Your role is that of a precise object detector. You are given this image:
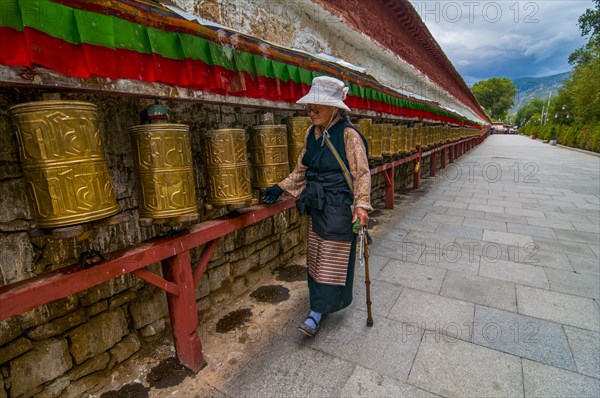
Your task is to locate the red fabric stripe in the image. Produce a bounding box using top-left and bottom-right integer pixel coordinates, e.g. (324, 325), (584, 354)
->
(24, 28), (90, 78)
(116, 48), (156, 82)
(81, 44), (118, 79)
(0, 27), (30, 66)
(0, 28), (476, 125)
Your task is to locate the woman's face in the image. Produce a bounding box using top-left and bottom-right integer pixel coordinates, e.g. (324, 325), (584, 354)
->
(305, 104), (337, 126)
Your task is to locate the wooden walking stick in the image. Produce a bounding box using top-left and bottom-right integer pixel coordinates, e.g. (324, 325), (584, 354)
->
(359, 227), (374, 327)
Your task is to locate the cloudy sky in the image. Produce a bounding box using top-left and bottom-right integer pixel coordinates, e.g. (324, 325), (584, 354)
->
(411, 1), (591, 84)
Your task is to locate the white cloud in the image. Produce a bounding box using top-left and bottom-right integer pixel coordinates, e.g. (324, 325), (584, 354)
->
(413, 0), (590, 80)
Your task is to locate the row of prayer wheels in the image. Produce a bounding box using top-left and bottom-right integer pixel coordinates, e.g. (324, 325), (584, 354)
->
(356, 119), (479, 159)
(9, 99), (479, 229)
(8, 100), (314, 228)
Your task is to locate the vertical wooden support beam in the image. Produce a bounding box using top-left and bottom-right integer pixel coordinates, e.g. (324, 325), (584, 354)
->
(413, 145), (422, 189)
(449, 145), (454, 163)
(430, 151), (436, 177)
(162, 251), (204, 372)
(441, 147), (446, 169)
(384, 166), (395, 209)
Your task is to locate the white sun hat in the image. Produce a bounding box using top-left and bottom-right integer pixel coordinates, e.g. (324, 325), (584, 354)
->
(296, 76), (351, 111)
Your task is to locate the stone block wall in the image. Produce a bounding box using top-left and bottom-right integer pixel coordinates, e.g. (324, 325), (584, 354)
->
(0, 85), (455, 396)
(0, 96), (462, 398)
(0, 87), (309, 398)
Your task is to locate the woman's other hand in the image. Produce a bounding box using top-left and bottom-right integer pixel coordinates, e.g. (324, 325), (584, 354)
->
(352, 207), (369, 228)
(262, 184), (284, 204)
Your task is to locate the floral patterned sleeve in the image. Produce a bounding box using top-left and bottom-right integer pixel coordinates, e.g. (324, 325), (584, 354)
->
(277, 128), (309, 197)
(345, 127), (373, 211)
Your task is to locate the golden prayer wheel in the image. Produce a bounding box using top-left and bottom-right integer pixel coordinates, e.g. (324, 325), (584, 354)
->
(284, 116), (311, 170)
(356, 118), (373, 158)
(381, 124), (393, 157)
(414, 123), (423, 148)
(200, 128), (252, 207)
(391, 125), (401, 155)
(130, 123), (198, 219)
(427, 126), (433, 147)
(370, 123), (383, 159)
(408, 127), (416, 152)
(9, 100), (118, 228)
(249, 123), (290, 189)
(399, 125), (408, 154)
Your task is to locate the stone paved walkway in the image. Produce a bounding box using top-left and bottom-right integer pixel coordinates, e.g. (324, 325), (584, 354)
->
(215, 135), (600, 398)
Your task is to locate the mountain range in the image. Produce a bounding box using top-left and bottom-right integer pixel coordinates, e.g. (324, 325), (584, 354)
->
(510, 72), (572, 112)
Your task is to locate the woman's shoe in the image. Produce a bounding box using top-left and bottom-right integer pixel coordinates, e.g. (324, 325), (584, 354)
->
(297, 315), (320, 337)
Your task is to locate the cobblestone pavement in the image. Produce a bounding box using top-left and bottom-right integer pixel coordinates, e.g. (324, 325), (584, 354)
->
(213, 135), (600, 398)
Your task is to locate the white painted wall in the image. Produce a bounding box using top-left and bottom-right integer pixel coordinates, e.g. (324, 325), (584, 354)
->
(172, 0), (486, 124)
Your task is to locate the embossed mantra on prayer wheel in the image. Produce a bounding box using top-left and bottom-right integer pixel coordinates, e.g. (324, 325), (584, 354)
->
(399, 125), (408, 154)
(249, 118), (290, 189)
(414, 123), (423, 148)
(130, 123), (198, 219)
(284, 116), (311, 170)
(381, 123), (393, 157)
(201, 128), (252, 207)
(356, 118), (373, 158)
(371, 123), (383, 159)
(9, 100), (118, 228)
(391, 125), (401, 155)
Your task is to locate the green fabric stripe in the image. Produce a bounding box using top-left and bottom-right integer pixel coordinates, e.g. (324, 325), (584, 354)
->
(233, 49), (256, 76)
(146, 26), (185, 60)
(1, 0), (23, 31)
(298, 68), (313, 85)
(179, 33), (211, 62)
(114, 19), (152, 54)
(254, 57), (274, 78)
(272, 60), (289, 81)
(19, 0), (80, 44)
(287, 64), (301, 84)
(73, 9), (113, 48)
(209, 41), (239, 70)
(3, 0), (475, 123)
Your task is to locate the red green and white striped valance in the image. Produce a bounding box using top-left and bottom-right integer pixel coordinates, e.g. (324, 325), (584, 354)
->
(0, 0), (483, 127)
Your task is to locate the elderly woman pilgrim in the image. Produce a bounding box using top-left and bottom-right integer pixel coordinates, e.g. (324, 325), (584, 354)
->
(263, 76), (372, 336)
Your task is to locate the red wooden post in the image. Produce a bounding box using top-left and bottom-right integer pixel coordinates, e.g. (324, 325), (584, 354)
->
(430, 151), (436, 177)
(449, 145), (454, 163)
(413, 145), (422, 189)
(162, 251), (204, 372)
(383, 166), (395, 209)
(441, 147), (446, 169)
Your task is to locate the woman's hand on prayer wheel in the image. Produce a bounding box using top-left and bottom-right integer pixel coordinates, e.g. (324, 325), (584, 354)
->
(262, 184), (284, 204)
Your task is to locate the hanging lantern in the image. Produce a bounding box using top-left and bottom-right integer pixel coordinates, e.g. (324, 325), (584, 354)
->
(9, 100), (118, 228)
(130, 104), (198, 221)
(249, 113), (290, 189)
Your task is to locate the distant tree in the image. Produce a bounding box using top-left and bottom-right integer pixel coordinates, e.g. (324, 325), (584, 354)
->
(514, 98), (545, 128)
(471, 77), (518, 121)
(569, 0), (600, 66)
(568, 0), (600, 123)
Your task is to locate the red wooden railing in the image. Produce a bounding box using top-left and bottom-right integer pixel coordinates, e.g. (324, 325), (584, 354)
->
(0, 133), (487, 371)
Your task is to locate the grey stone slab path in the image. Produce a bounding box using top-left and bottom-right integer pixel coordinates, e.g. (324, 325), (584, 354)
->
(218, 135), (600, 397)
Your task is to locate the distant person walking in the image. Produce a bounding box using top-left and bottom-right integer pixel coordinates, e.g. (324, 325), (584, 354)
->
(262, 76), (372, 336)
